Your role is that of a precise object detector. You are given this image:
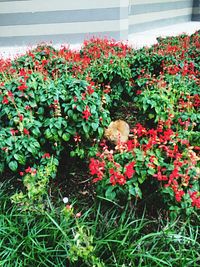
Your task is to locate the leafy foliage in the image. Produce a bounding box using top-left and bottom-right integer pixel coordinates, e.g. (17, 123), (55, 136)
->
(0, 33), (199, 217)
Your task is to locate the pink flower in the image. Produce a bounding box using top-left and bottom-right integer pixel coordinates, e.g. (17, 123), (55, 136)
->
(66, 204), (72, 210)
(75, 212), (82, 218)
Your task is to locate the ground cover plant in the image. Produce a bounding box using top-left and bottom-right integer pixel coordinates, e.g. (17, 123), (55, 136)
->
(0, 31), (199, 266)
(0, 181), (200, 267)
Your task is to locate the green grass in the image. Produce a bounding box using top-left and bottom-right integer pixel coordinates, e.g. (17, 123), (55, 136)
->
(90, 201), (200, 267)
(0, 181), (200, 267)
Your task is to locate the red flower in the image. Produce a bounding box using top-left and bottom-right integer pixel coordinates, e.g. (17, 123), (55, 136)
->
(136, 90), (142, 95)
(8, 91), (13, 98)
(2, 96), (9, 104)
(19, 114), (23, 121)
(153, 166), (168, 181)
(1, 147), (8, 152)
(42, 59), (48, 66)
(87, 85), (94, 95)
(25, 166), (37, 175)
(25, 105), (31, 110)
(82, 105), (92, 120)
(134, 123), (147, 137)
(124, 162), (135, 179)
(25, 166), (32, 173)
(89, 158), (105, 183)
(190, 192), (200, 209)
(42, 153), (51, 159)
(109, 168), (126, 185)
(89, 158), (103, 176)
(81, 92), (86, 100)
(19, 68), (26, 76)
(18, 83), (28, 91)
(175, 190), (185, 202)
(23, 128), (29, 135)
(10, 129), (18, 135)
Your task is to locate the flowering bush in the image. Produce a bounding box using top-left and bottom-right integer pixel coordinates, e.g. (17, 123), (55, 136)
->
(87, 33), (200, 218)
(0, 32), (199, 216)
(0, 70), (110, 174)
(89, 121), (200, 217)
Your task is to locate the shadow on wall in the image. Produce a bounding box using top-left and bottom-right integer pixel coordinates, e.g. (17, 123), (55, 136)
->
(192, 0), (200, 21)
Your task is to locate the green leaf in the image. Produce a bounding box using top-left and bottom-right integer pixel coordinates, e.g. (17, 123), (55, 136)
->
(54, 121), (61, 129)
(76, 105), (83, 112)
(62, 133), (70, 141)
(91, 122), (99, 131)
(98, 127), (104, 137)
(147, 168), (156, 175)
(138, 175), (146, 184)
(105, 186), (116, 200)
(17, 155), (26, 165)
(45, 129), (53, 139)
(82, 123), (89, 134)
(138, 170), (147, 184)
(37, 107), (44, 115)
(148, 113), (155, 119)
(5, 138), (12, 146)
(135, 184), (142, 199)
(8, 160), (18, 171)
(0, 162), (5, 173)
(53, 158), (59, 166)
(32, 128), (40, 137)
(14, 154), (26, 165)
(128, 185), (136, 196)
(90, 105), (96, 113)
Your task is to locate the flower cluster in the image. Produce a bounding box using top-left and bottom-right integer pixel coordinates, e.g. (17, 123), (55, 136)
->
(89, 120), (200, 210)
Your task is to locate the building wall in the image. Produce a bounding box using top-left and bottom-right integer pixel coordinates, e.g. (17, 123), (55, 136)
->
(0, 0), (128, 46)
(129, 0), (195, 36)
(192, 0), (200, 21)
(0, 0), (199, 47)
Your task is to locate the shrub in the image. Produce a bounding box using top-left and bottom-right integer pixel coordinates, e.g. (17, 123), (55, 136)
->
(89, 120), (200, 218)
(0, 32), (199, 217)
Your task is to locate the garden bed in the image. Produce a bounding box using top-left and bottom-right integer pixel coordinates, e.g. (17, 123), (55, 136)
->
(0, 32), (199, 266)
